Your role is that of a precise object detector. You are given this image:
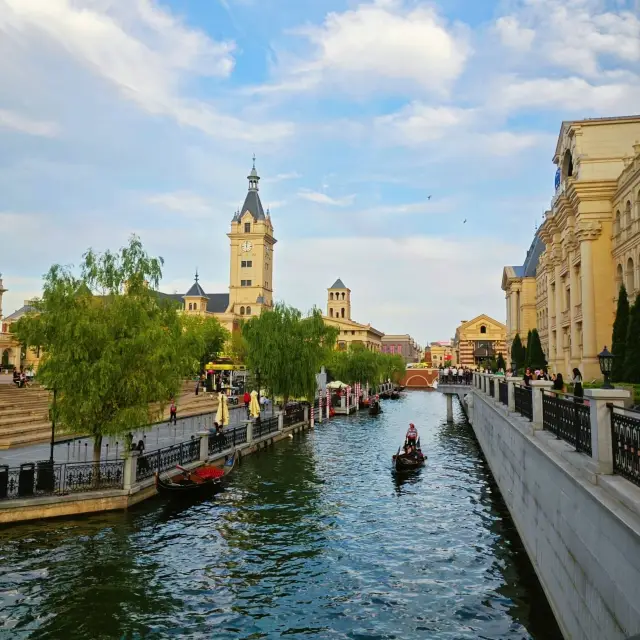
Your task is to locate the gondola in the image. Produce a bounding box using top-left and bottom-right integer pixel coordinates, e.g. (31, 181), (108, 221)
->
(155, 453), (237, 498)
(392, 440), (426, 472)
(369, 401), (383, 416)
(389, 391), (401, 400)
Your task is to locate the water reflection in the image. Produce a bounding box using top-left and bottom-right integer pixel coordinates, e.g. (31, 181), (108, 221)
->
(0, 391), (562, 639)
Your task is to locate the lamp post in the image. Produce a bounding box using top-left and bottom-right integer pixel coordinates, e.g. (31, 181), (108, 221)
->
(50, 388), (57, 464)
(511, 360), (517, 377)
(598, 346), (615, 389)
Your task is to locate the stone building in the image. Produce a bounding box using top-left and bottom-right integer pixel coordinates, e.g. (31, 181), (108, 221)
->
(505, 115), (640, 379)
(453, 315), (507, 368)
(322, 279), (384, 351)
(501, 232), (545, 363)
(381, 334), (422, 363)
(430, 340), (455, 367)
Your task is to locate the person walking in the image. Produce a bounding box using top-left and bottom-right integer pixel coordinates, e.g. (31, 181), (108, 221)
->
(169, 398), (177, 425)
(243, 390), (251, 419)
(571, 368), (584, 404)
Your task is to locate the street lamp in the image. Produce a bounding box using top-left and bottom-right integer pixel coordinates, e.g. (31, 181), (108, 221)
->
(598, 346), (615, 389)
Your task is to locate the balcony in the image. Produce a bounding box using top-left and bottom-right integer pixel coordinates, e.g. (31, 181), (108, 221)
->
(550, 318), (556, 329)
(574, 303), (582, 320)
(561, 310), (570, 326)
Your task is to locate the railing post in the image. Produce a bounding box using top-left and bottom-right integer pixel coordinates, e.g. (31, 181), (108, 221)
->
(198, 432), (209, 462)
(246, 421), (253, 445)
(530, 380), (553, 429)
(480, 374), (487, 394)
(584, 388), (630, 474)
(304, 405), (309, 425)
(278, 411), (284, 432)
(506, 377), (522, 412)
(492, 375), (500, 401)
(123, 450), (140, 491)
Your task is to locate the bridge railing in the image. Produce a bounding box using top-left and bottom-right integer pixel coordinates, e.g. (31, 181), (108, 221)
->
(437, 371), (473, 385)
(473, 373), (640, 491)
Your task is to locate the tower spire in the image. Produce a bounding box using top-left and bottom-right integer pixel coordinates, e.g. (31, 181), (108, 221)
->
(195, 268), (199, 283)
(248, 156), (260, 192)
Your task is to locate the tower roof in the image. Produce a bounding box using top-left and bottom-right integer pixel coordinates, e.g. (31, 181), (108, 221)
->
(235, 156), (266, 221)
(329, 278), (347, 289)
(184, 271), (208, 299)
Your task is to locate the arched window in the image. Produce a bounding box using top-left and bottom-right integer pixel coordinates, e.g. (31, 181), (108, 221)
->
(330, 308), (334, 317)
(626, 200), (633, 229)
(480, 325), (487, 334)
(341, 308), (345, 318)
(341, 292), (345, 300)
(615, 210), (621, 234)
(246, 306), (251, 315)
(240, 306), (245, 315)
(616, 263), (623, 290)
(188, 303), (193, 310)
(626, 257), (635, 293)
(193, 302), (197, 310)
(330, 292), (334, 300)
(562, 149), (574, 179)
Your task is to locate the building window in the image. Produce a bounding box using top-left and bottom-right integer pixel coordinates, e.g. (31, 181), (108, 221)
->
(341, 292), (345, 300)
(188, 303), (193, 310)
(341, 308), (345, 318)
(330, 308), (334, 317)
(246, 306), (251, 315)
(240, 306), (245, 315)
(352, 330), (355, 335)
(244, 223), (251, 233)
(241, 280), (252, 287)
(480, 325), (487, 334)
(241, 260), (253, 268)
(626, 257), (635, 293)
(330, 292), (334, 300)
(193, 302), (197, 310)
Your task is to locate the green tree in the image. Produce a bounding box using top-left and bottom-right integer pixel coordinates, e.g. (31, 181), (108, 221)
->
(624, 296), (640, 383)
(11, 236), (202, 462)
(242, 304), (338, 405)
(496, 352), (506, 371)
(378, 353), (406, 384)
(182, 314), (228, 371)
(612, 284), (630, 382)
(524, 330), (534, 368)
(226, 330), (249, 365)
(511, 333), (526, 372)
(526, 329), (546, 370)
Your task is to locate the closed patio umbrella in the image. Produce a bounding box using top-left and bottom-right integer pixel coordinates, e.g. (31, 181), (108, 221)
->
(216, 392), (229, 426)
(249, 390), (260, 418)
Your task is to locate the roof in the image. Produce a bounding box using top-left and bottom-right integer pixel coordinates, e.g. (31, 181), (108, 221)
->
(157, 291), (229, 314)
(554, 115), (640, 158)
(522, 232), (545, 278)
(239, 190), (266, 221)
(457, 314), (507, 331)
(4, 305), (36, 322)
(329, 278), (347, 289)
(185, 281), (208, 298)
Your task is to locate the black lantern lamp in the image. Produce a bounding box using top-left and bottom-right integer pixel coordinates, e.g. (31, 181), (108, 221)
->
(511, 360), (517, 377)
(598, 346), (615, 389)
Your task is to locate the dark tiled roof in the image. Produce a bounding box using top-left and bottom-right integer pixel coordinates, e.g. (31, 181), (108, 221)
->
(239, 190), (266, 220)
(330, 278), (346, 289)
(522, 233), (545, 278)
(4, 305), (36, 321)
(185, 281), (208, 298)
(157, 291), (229, 314)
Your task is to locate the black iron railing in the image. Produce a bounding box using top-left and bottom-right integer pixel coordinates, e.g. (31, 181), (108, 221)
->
(208, 424), (249, 456)
(499, 381), (508, 405)
(137, 438), (200, 482)
(284, 408), (305, 427)
(254, 416), (279, 439)
(514, 385), (533, 421)
(542, 392), (592, 455)
(0, 460), (124, 501)
(489, 378), (495, 397)
(610, 405), (640, 487)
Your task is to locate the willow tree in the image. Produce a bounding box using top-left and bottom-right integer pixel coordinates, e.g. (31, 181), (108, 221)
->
(182, 314), (229, 370)
(12, 236), (203, 462)
(378, 353), (406, 384)
(242, 304), (338, 405)
(326, 343), (381, 387)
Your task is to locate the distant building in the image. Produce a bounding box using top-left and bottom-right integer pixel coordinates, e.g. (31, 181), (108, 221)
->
(422, 346), (432, 367)
(453, 315), (507, 368)
(381, 334), (421, 363)
(430, 340), (455, 367)
(322, 279), (384, 351)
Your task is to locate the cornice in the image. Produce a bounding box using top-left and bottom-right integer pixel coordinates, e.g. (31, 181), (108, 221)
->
(567, 179), (619, 207)
(576, 221), (603, 242)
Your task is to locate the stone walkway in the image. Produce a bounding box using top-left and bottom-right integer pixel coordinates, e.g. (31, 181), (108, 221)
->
(0, 403), (274, 467)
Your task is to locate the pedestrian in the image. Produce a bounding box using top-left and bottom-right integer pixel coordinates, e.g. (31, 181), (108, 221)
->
(243, 389), (251, 418)
(572, 368), (583, 403)
(169, 398), (177, 425)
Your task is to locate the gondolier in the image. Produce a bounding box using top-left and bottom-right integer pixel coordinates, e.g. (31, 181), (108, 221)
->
(406, 423), (418, 445)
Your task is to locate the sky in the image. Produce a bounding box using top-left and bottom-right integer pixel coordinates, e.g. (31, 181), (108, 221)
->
(1, 0), (639, 347)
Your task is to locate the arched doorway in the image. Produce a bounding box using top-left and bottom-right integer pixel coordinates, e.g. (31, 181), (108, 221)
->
(1, 348), (10, 369)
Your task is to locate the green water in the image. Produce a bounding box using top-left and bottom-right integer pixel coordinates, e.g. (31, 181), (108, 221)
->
(0, 391), (562, 639)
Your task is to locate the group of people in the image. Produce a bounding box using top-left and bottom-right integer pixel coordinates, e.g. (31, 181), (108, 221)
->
(12, 367), (33, 388)
(521, 367), (584, 400)
(440, 367), (474, 385)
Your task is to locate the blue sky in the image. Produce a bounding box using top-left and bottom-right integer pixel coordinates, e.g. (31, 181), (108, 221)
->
(1, 0), (639, 345)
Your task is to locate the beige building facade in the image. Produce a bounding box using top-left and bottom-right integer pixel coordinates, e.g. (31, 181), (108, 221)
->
(323, 279), (384, 351)
(506, 116), (640, 380)
(381, 334), (422, 363)
(453, 315), (507, 368)
(430, 341), (455, 367)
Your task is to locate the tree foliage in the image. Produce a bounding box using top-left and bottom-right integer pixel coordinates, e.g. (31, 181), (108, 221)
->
(612, 284), (630, 382)
(226, 330), (249, 365)
(242, 304), (338, 404)
(511, 333), (526, 372)
(496, 352), (506, 371)
(526, 329), (546, 370)
(11, 236), (203, 460)
(326, 345), (406, 386)
(182, 314), (229, 370)
(624, 295), (640, 383)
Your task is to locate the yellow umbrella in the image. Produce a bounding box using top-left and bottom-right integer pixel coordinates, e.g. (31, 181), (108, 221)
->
(249, 390), (260, 418)
(216, 392), (230, 426)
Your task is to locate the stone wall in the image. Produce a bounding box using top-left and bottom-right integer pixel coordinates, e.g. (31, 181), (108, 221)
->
(470, 390), (640, 640)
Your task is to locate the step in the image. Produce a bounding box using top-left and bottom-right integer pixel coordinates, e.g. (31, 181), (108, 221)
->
(0, 414), (50, 428)
(0, 407), (49, 419)
(0, 421), (54, 437)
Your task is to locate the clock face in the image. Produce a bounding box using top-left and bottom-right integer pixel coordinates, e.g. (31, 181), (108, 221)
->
(241, 241), (253, 252)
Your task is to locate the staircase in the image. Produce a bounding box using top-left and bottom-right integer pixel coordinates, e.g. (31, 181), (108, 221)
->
(0, 376), (222, 449)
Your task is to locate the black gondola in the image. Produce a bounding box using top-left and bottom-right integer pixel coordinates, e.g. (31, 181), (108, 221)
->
(392, 440), (425, 471)
(390, 391), (401, 400)
(155, 453), (237, 498)
(369, 401), (383, 416)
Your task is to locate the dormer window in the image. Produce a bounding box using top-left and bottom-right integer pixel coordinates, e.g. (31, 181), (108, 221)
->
(244, 223), (251, 233)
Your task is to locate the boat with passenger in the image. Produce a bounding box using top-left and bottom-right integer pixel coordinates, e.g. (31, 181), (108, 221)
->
(392, 423), (426, 471)
(155, 453), (237, 498)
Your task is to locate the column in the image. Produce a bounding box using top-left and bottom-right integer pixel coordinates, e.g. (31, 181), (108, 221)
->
(493, 376), (500, 402)
(585, 388), (630, 474)
(446, 395), (453, 423)
(530, 380), (554, 430)
(554, 260), (564, 371)
(579, 237), (598, 371)
(506, 377), (523, 412)
(510, 288), (519, 335)
(569, 255), (580, 365)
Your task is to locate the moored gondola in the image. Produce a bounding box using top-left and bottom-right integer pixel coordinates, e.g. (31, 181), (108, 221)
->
(389, 391), (401, 400)
(155, 453), (237, 498)
(369, 401), (383, 416)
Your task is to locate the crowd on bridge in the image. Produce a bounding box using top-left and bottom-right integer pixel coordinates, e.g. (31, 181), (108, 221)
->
(439, 367), (474, 385)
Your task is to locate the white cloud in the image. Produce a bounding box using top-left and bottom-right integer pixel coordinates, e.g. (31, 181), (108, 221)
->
(256, 0), (469, 97)
(0, 0), (293, 143)
(0, 109), (59, 137)
(263, 171), (302, 184)
(298, 189), (355, 207)
(147, 191), (214, 218)
(494, 16), (535, 51)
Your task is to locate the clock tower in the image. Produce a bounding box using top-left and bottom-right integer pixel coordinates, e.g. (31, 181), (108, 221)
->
(227, 159), (276, 318)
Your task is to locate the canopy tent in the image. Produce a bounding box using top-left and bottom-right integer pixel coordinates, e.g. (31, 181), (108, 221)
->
(327, 381), (347, 389)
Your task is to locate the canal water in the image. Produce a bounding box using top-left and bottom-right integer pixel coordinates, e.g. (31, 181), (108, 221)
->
(0, 391), (562, 639)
